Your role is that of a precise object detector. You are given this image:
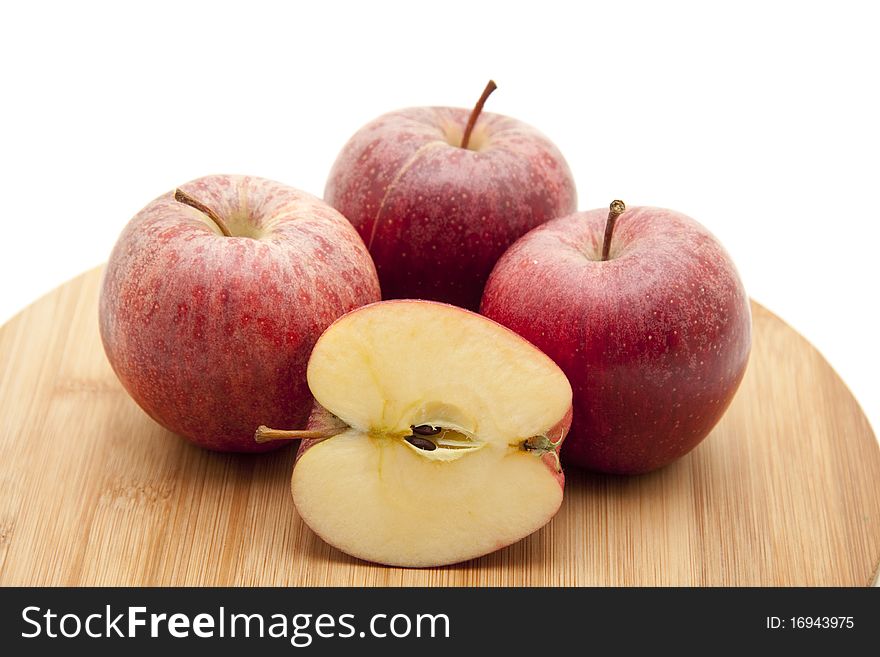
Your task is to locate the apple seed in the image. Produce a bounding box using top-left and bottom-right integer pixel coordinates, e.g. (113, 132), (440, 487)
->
(412, 424), (442, 436)
(406, 435), (438, 451)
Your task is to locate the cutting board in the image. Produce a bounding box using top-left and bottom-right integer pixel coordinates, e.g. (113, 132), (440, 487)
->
(1, 267), (878, 586)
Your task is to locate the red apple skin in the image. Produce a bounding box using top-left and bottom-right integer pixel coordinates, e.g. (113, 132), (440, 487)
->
(481, 206), (752, 474)
(324, 107), (577, 311)
(99, 175), (381, 452)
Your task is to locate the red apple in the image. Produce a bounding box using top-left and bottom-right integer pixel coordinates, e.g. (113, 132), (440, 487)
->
(256, 299), (572, 566)
(481, 202), (752, 474)
(324, 81), (577, 311)
(99, 174), (381, 452)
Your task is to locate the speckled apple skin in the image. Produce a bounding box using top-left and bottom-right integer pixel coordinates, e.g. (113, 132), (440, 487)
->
(324, 107), (577, 311)
(481, 207), (752, 474)
(99, 175), (381, 452)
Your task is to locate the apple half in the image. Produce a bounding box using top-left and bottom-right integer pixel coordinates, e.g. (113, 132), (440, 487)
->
(259, 300), (572, 567)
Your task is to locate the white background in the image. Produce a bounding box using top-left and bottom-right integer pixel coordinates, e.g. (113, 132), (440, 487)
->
(1, 0), (878, 439)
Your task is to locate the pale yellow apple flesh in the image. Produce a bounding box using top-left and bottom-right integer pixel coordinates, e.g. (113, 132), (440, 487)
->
(290, 300), (572, 567)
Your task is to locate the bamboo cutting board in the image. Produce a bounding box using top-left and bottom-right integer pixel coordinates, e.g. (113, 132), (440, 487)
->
(0, 268), (878, 586)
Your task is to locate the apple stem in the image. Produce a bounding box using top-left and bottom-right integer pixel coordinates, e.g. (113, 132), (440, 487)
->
(174, 188), (233, 237)
(601, 200), (627, 261)
(460, 80), (497, 150)
(254, 425), (341, 444)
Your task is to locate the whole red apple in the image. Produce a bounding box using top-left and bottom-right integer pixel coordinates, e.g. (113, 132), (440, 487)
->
(324, 82), (577, 310)
(99, 174), (381, 452)
(481, 202), (751, 474)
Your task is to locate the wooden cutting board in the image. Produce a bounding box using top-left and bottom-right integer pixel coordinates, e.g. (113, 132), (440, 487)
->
(1, 267), (878, 586)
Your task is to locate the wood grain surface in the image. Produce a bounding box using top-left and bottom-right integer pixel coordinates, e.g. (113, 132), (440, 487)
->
(0, 267), (878, 586)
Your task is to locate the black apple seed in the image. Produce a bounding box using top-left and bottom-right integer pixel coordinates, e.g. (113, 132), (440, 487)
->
(406, 436), (437, 451)
(412, 425), (442, 436)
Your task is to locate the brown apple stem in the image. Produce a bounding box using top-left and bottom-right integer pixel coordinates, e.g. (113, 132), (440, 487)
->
(174, 188), (233, 237)
(254, 426), (340, 443)
(601, 200), (627, 261)
(254, 425), (341, 444)
(460, 79), (497, 149)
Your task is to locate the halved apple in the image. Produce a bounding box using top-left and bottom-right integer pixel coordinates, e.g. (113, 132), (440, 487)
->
(257, 300), (573, 567)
